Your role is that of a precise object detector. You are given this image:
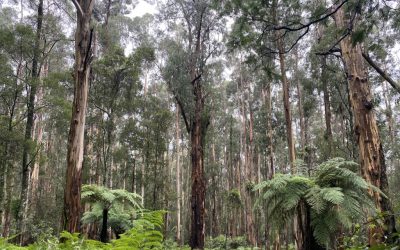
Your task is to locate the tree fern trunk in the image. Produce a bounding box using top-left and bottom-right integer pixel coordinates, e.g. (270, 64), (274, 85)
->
(100, 208), (108, 243)
(295, 201), (325, 250)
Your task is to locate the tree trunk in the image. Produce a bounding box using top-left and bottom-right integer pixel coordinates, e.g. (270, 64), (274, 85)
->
(274, 232), (280, 250)
(28, 60), (48, 221)
(100, 208), (108, 243)
(141, 154), (146, 206)
(245, 97), (256, 246)
(382, 82), (394, 144)
(272, 0), (295, 172)
(176, 106), (182, 245)
(278, 44), (296, 172)
(131, 157), (136, 193)
(2, 169), (13, 238)
(264, 84), (274, 248)
(294, 48), (306, 152)
(322, 60), (333, 147)
(228, 117), (236, 237)
(64, 0), (94, 233)
(295, 201), (325, 250)
(262, 81), (275, 249)
(171, 3), (210, 248)
(262, 84), (275, 179)
(18, 0), (43, 243)
(189, 81), (208, 249)
(1, 57), (22, 237)
(210, 141), (220, 237)
(316, 25), (333, 152)
(334, 6), (397, 244)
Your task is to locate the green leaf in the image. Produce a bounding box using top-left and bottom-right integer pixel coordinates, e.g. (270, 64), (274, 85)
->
(351, 29), (366, 46)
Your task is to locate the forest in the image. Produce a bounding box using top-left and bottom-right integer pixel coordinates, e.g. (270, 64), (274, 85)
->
(0, 0), (399, 249)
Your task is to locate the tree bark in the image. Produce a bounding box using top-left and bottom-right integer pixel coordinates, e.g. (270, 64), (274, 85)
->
(321, 57), (333, 154)
(100, 208), (108, 243)
(28, 60), (48, 222)
(245, 95), (256, 245)
(295, 201), (325, 250)
(189, 80), (208, 249)
(141, 154), (146, 206)
(316, 25), (333, 152)
(131, 157), (136, 193)
(262, 82), (274, 249)
(169, 2), (210, 248)
(272, 0), (296, 172)
(294, 48), (306, 152)
(382, 82), (394, 144)
(18, 0), (43, 243)
(278, 44), (296, 172)
(64, 0), (94, 233)
(176, 106), (182, 245)
(1, 58), (22, 237)
(263, 83), (275, 179)
(334, 6), (397, 244)
(2, 169), (14, 238)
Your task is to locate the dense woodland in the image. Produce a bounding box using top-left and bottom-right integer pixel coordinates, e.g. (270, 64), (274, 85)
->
(0, 0), (400, 249)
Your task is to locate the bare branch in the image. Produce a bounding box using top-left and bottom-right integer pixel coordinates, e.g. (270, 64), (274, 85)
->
(273, 0), (349, 32)
(71, 0), (84, 17)
(174, 95), (191, 134)
(191, 74), (202, 85)
(166, 78), (191, 134)
(362, 52), (400, 94)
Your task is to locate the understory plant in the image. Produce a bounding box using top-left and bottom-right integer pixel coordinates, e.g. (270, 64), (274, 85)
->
(81, 184), (143, 242)
(254, 158), (379, 249)
(0, 210), (165, 250)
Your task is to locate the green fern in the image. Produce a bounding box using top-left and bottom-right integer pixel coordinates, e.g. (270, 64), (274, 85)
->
(0, 236), (26, 250)
(0, 210), (166, 249)
(254, 158), (376, 248)
(111, 210), (166, 250)
(81, 184), (143, 240)
(81, 185), (142, 210)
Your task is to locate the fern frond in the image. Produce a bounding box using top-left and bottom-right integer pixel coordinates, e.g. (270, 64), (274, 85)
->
(111, 210), (165, 249)
(320, 187), (344, 205)
(255, 158), (378, 248)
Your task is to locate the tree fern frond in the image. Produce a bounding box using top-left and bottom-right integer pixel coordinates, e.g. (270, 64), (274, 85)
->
(253, 180), (269, 191)
(111, 210), (165, 249)
(255, 158), (378, 247)
(305, 186), (327, 214)
(320, 187), (344, 205)
(311, 213), (331, 247)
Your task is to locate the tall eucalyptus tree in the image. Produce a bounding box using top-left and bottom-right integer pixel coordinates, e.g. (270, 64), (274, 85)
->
(64, 0), (95, 233)
(161, 0), (224, 247)
(18, 0), (43, 243)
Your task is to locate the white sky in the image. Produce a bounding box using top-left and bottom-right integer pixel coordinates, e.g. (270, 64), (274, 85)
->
(130, 1), (157, 17)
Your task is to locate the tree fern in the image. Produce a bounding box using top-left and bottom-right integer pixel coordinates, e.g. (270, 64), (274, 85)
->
(111, 210), (166, 250)
(81, 185), (142, 210)
(81, 185), (143, 242)
(81, 203), (134, 233)
(255, 158), (377, 248)
(254, 174), (312, 230)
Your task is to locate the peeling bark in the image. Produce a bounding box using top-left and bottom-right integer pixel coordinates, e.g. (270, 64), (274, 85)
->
(334, 6), (397, 244)
(64, 0), (94, 233)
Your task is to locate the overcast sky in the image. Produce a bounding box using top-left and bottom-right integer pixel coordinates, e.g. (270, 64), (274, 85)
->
(130, 1), (157, 17)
